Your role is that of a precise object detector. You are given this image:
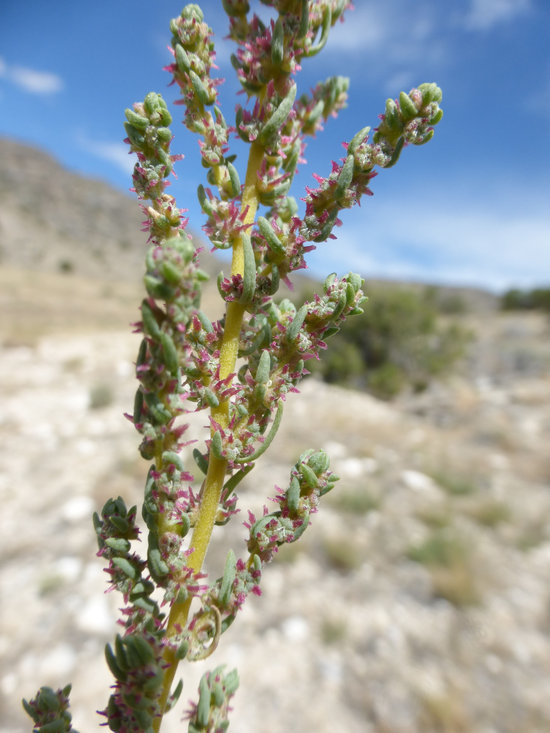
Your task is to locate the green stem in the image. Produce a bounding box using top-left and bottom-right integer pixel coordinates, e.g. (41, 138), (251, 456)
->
(153, 141), (264, 731)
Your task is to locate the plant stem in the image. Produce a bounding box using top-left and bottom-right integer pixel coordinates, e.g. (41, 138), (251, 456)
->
(154, 141), (264, 731)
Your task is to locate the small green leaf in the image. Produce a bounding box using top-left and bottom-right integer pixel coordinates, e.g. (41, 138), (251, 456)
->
(234, 401), (284, 464)
(204, 387), (220, 408)
(287, 304), (307, 343)
(286, 476), (301, 515)
(133, 388), (144, 423)
(197, 674), (211, 728)
(307, 5), (331, 56)
(219, 549), (237, 607)
(198, 184), (215, 215)
(238, 233), (257, 304)
(258, 216), (285, 256)
(399, 90), (418, 121)
(105, 537), (131, 553)
(105, 644), (128, 681)
(227, 162), (241, 197)
(175, 44), (190, 72)
(112, 556), (139, 580)
(148, 547), (170, 581)
(190, 70), (212, 106)
(211, 430), (224, 459)
(271, 18), (284, 66)
(335, 154), (354, 199)
(258, 83), (297, 146)
(193, 448), (209, 475)
(299, 462), (319, 489)
(141, 300), (161, 339)
(255, 349), (271, 384)
(160, 332), (179, 376)
(125, 108), (149, 130)
(161, 450), (184, 471)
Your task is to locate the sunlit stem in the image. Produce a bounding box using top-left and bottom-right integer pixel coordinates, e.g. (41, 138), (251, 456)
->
(154, 141), (264, 730)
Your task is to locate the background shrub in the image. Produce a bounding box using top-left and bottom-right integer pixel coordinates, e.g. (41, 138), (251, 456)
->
(501, 287), (550, 312)
(309, 285), (471, 399)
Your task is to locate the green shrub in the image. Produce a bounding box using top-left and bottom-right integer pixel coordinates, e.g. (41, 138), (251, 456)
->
(322, 535), (363, 573)
(310, 286), (471, 399)
(501, 287), (550, 311)
(430, 470), (479, 496)
(408, 529), (479, 606)
(466, 499), (511, 528)
(328, 486), (379, 515)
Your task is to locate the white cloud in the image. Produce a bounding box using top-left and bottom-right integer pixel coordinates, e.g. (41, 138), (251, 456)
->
(10, 66), (63, 94)
(78, 136), (135, 176)
(326, 4), (391, 53)
(324, 1), (448, 93)
(525, 63), (550, 120)
(0, 57), (64, 94)
(307, 191), (550, 292)
(463, 0), (532, 30)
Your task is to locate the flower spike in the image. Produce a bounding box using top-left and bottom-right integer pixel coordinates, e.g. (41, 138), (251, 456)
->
(24, 4), (442, 732)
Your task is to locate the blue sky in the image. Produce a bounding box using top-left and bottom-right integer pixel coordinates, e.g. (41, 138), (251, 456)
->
(1, 0), (549, 291)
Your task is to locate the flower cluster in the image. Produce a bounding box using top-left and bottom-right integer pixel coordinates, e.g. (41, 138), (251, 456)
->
(22, 685), (78, 733)
(228, 0), (353, 92)
(24, 3), (442, 732)
(185, 666), (239, 732)
(124, 92), (187, 244)
(301, 83), (443, 242)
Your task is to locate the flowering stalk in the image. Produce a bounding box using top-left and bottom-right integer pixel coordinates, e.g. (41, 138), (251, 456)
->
(23, 3), (442, 732)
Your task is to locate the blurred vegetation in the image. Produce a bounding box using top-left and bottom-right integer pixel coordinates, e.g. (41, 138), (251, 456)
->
(88, 381), (115, 410)
(501, 287), (550, 311)
(327, 486), (380, 515)
(321, 537), (363, 573)
(308, 285), (472, 399)
(430, 470), (479, 497)
(407, 528), (479, 607)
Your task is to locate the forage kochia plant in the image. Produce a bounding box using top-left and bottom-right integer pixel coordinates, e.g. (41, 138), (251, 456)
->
(23, 2), (442, 731)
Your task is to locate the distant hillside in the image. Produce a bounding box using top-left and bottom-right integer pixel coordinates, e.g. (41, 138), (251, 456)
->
(0, 136), (224, 283)
(0, 136), (496, 313)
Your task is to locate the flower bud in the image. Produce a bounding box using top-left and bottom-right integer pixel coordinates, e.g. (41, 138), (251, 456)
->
(125, 108), (149, 130)
(306, 450), (330, 475)
(175, 43), (191, 73)
(399, 91), (419, 122)
(418, 82), (442, 105)
(299, 462), (319, 489)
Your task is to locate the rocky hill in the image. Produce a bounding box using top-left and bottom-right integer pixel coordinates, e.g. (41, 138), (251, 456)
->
(0, 137), (236, 287)
(1, 138), (550, 732)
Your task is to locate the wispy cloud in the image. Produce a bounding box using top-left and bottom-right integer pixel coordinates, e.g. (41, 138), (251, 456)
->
(525, 62), (550, 121)
(78, 135), (135, 176)
(463, 0), (532, 30)
(323, 2), (448, 92)
(0, 56), (64, 94)
(319, 1), (534, 92)
(307, 188), (550, 292)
